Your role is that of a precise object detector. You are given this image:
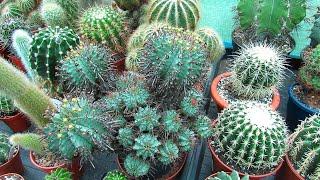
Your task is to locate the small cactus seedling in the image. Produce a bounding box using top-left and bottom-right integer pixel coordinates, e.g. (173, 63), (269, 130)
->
(0, 95), (17, 116)
(211, 101), (288, 175)
(45, 168), (72, 180)
(103, 170), (127, 180)
(147, 0), (200, 30)
(288, 114), (320, 179)
(230, 43), (286, 99)
(0, 133), (12, 165)
(207, 170), (249, 180)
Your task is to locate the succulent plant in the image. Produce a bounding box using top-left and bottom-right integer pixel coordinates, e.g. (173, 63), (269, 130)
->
(26, 10), (45, 29)
(207, 170), (249, 180)
(79, 6), (129, 53)
(124, 154), (150, 178)
(29, 26), (80, 87)
(114, 0), (142, 11)
(0, 133), (12, 165)
(134, 106), (160, 131)
(0, 3), (23, 18)
(288, 114), (320, 179)
(311, 16), (320, 46)
(40, 2), (68, 27)
(103, 170), (127, 180)
(16, 0), (36, 14)
(54, 0), (79, 29)
(45, 168), (72, 180)
(298, 45), (320, 92)
(211, 101), (288, 175)
(9, 133), (45, 155)
(180, 88), (203, 117)
(0, 95), (17, 116)
(60, 43), (116, 92)
(230, 43), (286, 99)
(147, 0), (200, 30)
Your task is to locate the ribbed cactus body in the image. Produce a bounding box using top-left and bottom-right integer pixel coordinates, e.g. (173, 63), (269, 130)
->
(0, 133), (11, 164)
(230, 43), (286, 99)
(115, 0), (142, 11)
(147, 0), (200, 30)
(289, 114), (320, 179)
(45, 168), (72, 180)
(16, 0), (36, 14)
(0, 95), (16, 116)
(54, 0), (79, 29)
(80, 6), (128, 53)
(26, 10), (45, 29)
(211, 101), (288, 174)
(29, 26), (80, 86)
(0, 17), (29, 49)
(40, 2), (68, 27)
(1, 3), (22, 18)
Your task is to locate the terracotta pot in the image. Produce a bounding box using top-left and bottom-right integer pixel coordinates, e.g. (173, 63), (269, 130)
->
(29, 152), (82, 180)
(210, 72), (281, 112)
(0, 147), (24, 175)
(0, 173), (24, 180)
(116, 153), (188, 180)
(1, 112), (30, 132)
(277, 155), (304, 180)
(7, 55), (26, 72)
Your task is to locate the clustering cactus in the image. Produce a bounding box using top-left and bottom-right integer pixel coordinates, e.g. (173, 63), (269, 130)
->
(298, 44), (320, 92)
(0, 95), (17, 116)
(29, 26), (80, 88)
(45, 168), (72, 180)
(211, 101), (288, 175)
(207, 171), (249, 180)
(60, 43), (116, 92)
(288, 114), (320, 179)
(79, 6), (129, 53)
(115, 0), (142, 11)
(230, 43), (286, 99)
(0, 133), (12, 165)
(103, 170), (127, 180)
(236, 0), (306, 38)
(147, 0), (200, 30)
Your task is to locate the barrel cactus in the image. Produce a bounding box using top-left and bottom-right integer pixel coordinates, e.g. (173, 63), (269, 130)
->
(103, 170), (127, 180)
(16, 0), (36, 14)
(40, 2), (68, 27)
(230, 43), (286, 99)
(0, 3), (23, 18)
(45, 168), (72, 180)
(0, 133), (12, 165)
(288, 114), (320, 179)
(29, 26), (80, 87)
(0, 95), (17, 116)
(207, 171), (249, 180)
(79, 6), (129, 53)
(210, 101), (288, 175)
(26, 10), (45, 29)
(147, 0), (200, 30)
(114, 0), (142, 11)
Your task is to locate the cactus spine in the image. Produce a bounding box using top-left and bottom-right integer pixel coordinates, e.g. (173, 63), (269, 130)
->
(0, 133), (12, 165)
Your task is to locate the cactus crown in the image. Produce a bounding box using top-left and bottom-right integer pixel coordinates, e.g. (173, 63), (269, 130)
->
(230, 43), (286, 99)
(288, 114), (320, 179)
(79, 6), (129, 53)
(0, 133), (12, 165)
(298, 45), (320, 92)
(45, 168), (72, 180)
(147, 0), (200, 30)
(236, 0), (306, 37)
(103, 170), (127, 180)
(207, 171), (249, 180)
(211, 101), (288, 175)
(0, 95), (17, 116)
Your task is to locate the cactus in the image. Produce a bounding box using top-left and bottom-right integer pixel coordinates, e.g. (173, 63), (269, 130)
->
(236, 0), (306, 37)
(60, 43), (116, 92)
(311, 16), (320, 46)
(45, 168), (72, 180)
(158, 140), (179, 165)
(115, 0), (142, 11)
(16, 0), (36, 14)
(178, 128), (195, 152)
(134, 106), (160, 131)
(230, 43), (286, 99)
(124, 155), (150, 178)
(180, 89), (203, 117)
(40, 2), (68, 27)
(133, 134), (160, 160)
(162, 110), (182, 133)
(125, 48), (142, 72)
(103, 170), (127, 180)
(298, 45), (320, 92)
(26, 10), (45, 29)
(9, 133), (45, 155)
(194, 115), (212, 138)
(79, 6), (129, 53)
(147, 0), (200, 30)
(288, 114), (320, 179)
(54, 0), (79, 29)
(207, 171), (249, 180)
(0, 133), (12, 165)
(196, 27), (225, 62)
(0, 95), (17, 116)
(0, 57), (55, 128)
(29, 26), (80, 87)
(210, 101), (288, 174)
(0, 3), (23, 18)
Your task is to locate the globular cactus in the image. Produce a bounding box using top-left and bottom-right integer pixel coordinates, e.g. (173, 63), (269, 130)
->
(134, 106), (160, 131)
(194, 115), (212, 138)
(207, 171), (249, 180)
(180, 89), (203, 117)
(125, 48), (142, 72)
(26, 10), (45, 29)
(178, 128), (195, 152)
(16, 0), (36, 14)
(0, 95), (17, 116)
(162, 110), (182, 133)
(0, 3), (23, 18)
(29, 26), (80, 87)
(298, 45), (320, 92)
(40, 2), (68, 27)
(230, 43), (286, 99)
(147, 0), (200, 30)
(158, 140), (179, 165)
(9, 133), (45, 155)
(45, 168), (72, 180)
(54, 0), (79, 29)
(103, 170), (127, 180)
(288, 114), (320, 179)
(133, 134), (160, 160)
(115, 0), (142, 11)
(60, 43), (116, 92)
(0, 133), (12, 164)
(124, 154), (150, 178)
(196, 27), (225, 62)
(79, 6), (129, 53)
(211, 101), (288, 174)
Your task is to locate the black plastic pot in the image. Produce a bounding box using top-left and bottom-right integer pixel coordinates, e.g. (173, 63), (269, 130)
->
(286, 83), (320, 131)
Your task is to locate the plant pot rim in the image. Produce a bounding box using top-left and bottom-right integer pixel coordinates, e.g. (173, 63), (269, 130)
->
(285, 155), (304, 180)
(116, 153), (188, 179)
(29, 151), (67, 170)
(0, 146), (20, 169)
(210, 72), (281, 110)
(0, 173), (24, 179)
(208, 119), (284, 178)
(1, 111), (21, 120)
(288, 83), (319, 114)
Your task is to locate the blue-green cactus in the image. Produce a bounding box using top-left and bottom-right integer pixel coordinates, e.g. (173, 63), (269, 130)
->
(124, 155), (150, 177)
(158, 140), (179, 165)
(0, 133), (12, 164)
(133, 134), (160, 160)
(134, 106), (160, 131)
(162, 110), (182, 133)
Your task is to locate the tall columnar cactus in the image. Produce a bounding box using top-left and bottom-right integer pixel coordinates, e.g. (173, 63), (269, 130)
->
(236, 0), (306, 37)
(29, 26), (80, 87)
(230, 43), (286, 99)
(0, 95), (17, 116)
(207, 171), (249, 180)
(45, 168), (72, 180)
(103, 170), (127, 180)
(40, 2), (68, 27)
(298, 45), (320, 92)
(60, 43), (116, 92)
(0, 133), (12, 165)
(211, 101), (288, 174)
(16, 0), (36, 14)
(79, 6), (129, 53)
(288, 114), (320, 179)
(115, 0), (142, 11)
(196, 27), (225, 62)
(0, 57), (56, 128)
(147, 0), (200, 30)
(0, 3), (23, 18)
